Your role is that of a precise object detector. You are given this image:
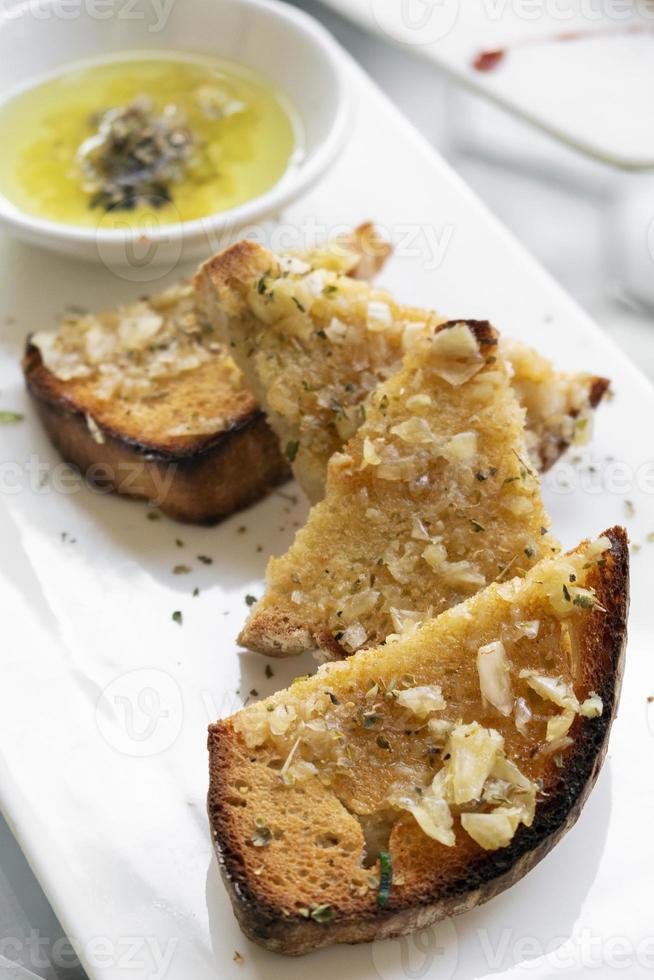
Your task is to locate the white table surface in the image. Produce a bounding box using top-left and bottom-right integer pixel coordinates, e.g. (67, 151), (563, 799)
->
(1, 4), (652, 979)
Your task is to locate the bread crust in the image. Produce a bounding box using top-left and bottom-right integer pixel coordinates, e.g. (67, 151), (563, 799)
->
(207, 527), (628, 954)
(23, 344), (289, 524)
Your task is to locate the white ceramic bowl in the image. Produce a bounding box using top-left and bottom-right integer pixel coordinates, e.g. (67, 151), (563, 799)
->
(0, 0), (349, 266)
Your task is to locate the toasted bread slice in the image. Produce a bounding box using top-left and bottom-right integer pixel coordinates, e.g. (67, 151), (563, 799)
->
(208, 527), (628, 955)
(238, 319), (558, 658)
(195, 242), (609, 502)
(23, 283), (288, 524)
(23, 226), (386, 524)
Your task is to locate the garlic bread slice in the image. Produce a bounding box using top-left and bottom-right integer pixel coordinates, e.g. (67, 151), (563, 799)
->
(195, 242), (608, 501)
(207, 527), (628, 955)
(238, 319), (558, 658)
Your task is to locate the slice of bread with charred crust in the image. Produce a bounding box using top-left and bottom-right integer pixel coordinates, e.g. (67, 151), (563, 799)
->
(23, 335), (289, 525)
(23, 283), (287, 524)
(195, 242), (608, 502)
(23, 226), (385, 524)
(238, 319), (559, 659)
(207, 527), (628, 955)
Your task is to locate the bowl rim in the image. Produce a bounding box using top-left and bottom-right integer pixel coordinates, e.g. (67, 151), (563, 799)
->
(0, 0), (350, 246)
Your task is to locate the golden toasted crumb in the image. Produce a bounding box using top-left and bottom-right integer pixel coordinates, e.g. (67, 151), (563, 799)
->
(239, 320), (559, 659)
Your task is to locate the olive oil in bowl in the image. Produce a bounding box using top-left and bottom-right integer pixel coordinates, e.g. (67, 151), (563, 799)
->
(0, 53), (301, 228)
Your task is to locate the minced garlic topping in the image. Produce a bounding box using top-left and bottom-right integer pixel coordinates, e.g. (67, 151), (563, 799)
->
(233, 536), (610, 853)
(235, 255), (438, 502)
(32, 283), (218, 401)
(207, 239), (606, 500)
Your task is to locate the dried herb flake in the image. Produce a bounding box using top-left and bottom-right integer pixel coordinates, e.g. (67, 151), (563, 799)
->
(285, 440), (300, 462)
(377, 850), (392, 907)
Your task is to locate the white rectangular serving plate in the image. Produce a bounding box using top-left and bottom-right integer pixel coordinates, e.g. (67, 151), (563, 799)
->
(317, 0), (654, 170)
(1, 43), (654, 980)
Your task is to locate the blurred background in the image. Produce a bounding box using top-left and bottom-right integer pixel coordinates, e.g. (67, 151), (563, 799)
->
(296, 0), (654, 380)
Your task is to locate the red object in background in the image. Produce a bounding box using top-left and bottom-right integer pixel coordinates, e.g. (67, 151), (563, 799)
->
(472, 48), (505, 72)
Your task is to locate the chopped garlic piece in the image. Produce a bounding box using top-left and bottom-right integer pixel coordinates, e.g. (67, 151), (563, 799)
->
(461, 807), (522, 850)
(448, 722), (503, 805)
(366, 300), (393, 332)
(269, 704), (297, 736)
(406, 393), (432, 411)
(430, 323), (485, 386)
(361, 437), (381, 468)
(546, 707), (576, 742)
(504, 496), (534, 517)
(396, 684), (446, 718)
(422, 541), (447, 570)
(398, 769), (454, 847)
(85, 413), (105, 445)
(514, 697), (532, 735)
(390, 417), (435, 445)
(233, 703), (270, 748)
(389, 607), (423, 635)
(579, 693), (603, 718)
(410, 516), (431, 541)
(491, 755), (536, 824)
(302, 269), (327, 298)
(118, 310), (164, 350)
(286, 759), (319, 784)
(324, 317), (348, 343)
(515, 620), (540, 639)
(278, 255), (311, 276)
(427, 718), (454, 742)
(585, 536), (611, 561)
(443, 561), (486, 589)
(340, 589), (379, 623)
(477, 640), (513, 717)
(340, 622), (367, 651)
(441, 431), (477, 463)
(519, 670), (580, 711)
